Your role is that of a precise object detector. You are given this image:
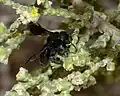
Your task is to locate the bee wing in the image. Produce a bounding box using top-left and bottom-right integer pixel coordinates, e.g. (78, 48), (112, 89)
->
(24, 46), (49, 65)
(24, 51), (41, 65)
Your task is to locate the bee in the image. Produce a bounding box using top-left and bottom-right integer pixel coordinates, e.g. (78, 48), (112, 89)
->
(25, 22), (72, 65)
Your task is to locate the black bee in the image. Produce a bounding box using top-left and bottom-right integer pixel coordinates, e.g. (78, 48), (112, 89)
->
(25, 22), (72, 65)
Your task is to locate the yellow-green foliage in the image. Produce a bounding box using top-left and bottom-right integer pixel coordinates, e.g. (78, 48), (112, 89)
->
(0, 0), (120, 96)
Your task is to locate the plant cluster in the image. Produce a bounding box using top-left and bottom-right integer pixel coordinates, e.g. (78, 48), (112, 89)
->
(0, 0), (120, 96)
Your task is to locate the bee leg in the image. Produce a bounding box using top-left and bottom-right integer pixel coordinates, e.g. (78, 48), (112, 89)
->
(69, 43), (77, 53)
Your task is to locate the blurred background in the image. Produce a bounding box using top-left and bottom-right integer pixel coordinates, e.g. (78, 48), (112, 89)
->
(0, 0), (120, 96)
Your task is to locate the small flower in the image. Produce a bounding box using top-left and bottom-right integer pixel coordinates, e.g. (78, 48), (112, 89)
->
(30, 7), (39, 18)
(106, 62), (115, 71)
(63, 57), (74, 71)
(68, 72), (84, 85)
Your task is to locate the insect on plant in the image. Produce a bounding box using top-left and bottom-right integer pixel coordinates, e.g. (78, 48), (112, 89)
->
(25, 22), (72, 65)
